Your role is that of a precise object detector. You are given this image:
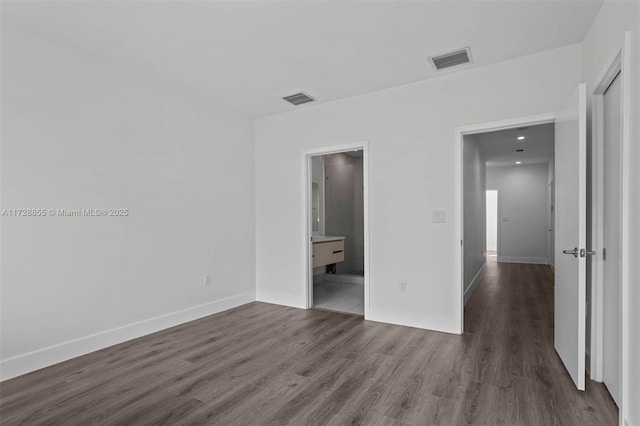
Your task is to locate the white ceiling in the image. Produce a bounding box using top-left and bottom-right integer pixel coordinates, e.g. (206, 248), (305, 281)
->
(1, 1), (603, 117)
(472, 122), (555, 167)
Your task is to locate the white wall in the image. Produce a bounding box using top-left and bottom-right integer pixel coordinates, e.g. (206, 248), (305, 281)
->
(463, 135), (486, 299)
(255, 44), (581, 333)
(486, 163), (549, 264)
(580, 1), (640, 424)
(0, 27), (255, 377)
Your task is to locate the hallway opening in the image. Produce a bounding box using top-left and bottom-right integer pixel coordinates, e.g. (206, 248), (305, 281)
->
(486, 189), (498, 257)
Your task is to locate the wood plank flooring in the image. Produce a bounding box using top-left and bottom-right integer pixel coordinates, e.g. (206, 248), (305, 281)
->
(0, 260), (618, 425)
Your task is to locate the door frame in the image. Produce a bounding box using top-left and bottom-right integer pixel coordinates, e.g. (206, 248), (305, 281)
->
(454, 112), (556, 333)
(589, 33), (631, 423)
(547, 179), (555, 268)
(303, 141), (370, 316)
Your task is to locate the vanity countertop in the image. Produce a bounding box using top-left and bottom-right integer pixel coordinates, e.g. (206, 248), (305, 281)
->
(312, 236), (345, 243)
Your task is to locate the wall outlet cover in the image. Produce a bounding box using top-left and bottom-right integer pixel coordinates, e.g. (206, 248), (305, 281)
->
(204, 273), (212, 286)
(432, 210), (446, 223)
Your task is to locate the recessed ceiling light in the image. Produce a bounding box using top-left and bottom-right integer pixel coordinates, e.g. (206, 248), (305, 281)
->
(516, 161), (522, 165)
(517, 136), (525, 140)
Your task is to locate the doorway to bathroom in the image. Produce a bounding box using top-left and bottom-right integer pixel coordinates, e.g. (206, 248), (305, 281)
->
(304, 142), (369, 317)
(486, 190), (498, 259)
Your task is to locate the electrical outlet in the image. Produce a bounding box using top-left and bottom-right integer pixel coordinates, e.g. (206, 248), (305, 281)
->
(400, 281), (407, 292)
(204, 273), (212, 287)
(432, 210), (446, 223)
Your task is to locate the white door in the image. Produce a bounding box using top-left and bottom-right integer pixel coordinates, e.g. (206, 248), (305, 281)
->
(554, 84), (587, 391)
(603, 72), (621, 406)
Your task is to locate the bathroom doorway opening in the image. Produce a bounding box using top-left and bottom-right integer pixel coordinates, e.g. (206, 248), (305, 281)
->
(486, 190), (498, 258)
(304, 142), (369, 317)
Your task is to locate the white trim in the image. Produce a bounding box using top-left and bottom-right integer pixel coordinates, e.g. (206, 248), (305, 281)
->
(590, 35), (631, 426)
(619, 32), (632, 426)
(367, 307), (459, 335)
(590, 48), (622, 383)
(547, 179), (555, 267)
(577, 82), (588, 391)
(256, 290), (306, 309)
(455, 112), (556, 334)
(497, 256), (549, 265)
(305, 153), (314, 309)
(302, 141), (370, 319)
(0, 291), (255, 381)
(464, 262), (486, 304)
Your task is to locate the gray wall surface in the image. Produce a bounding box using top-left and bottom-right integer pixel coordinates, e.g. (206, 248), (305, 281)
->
(487, 162), (549, 263)
(463, 135), (487, 296)
(324, 153), (364, 275)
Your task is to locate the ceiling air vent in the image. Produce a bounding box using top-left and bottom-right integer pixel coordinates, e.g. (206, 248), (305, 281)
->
(429, 47), (472, 71)
(283, 92), (315, 106)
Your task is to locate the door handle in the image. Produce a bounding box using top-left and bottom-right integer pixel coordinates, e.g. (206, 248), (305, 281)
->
(563, 247), (579, 258)
(580, 249), (596, 257)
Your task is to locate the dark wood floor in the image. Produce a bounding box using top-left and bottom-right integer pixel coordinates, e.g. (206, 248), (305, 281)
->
(0, 260), (618, 425)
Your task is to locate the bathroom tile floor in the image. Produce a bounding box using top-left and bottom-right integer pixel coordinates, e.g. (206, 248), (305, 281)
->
(313, 280), (364, 315)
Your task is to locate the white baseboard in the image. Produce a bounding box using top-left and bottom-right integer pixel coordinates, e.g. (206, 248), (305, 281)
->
(366, 307), (460, 335)
(464, 263), (487, 305)
(256, 289), (306, 309)
(497, 256), (548, 264)
(0, 291), (255, 381)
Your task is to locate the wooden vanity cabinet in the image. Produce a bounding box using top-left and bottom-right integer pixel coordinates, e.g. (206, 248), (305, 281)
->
(312, 240), (345, 268)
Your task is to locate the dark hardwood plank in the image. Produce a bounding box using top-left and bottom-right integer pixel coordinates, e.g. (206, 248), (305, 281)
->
(0, 260), (618, 425)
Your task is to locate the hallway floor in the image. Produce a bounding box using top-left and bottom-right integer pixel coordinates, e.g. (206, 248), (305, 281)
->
(0, 260), (618, 425)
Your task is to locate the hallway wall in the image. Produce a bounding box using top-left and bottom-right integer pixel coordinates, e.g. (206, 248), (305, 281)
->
(486, 163), (549, 264)
(463, 135), (486, 299)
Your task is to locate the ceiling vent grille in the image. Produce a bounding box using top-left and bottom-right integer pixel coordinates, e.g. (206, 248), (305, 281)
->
(429, 47), (472, 71)
(283, 92), (315, 106)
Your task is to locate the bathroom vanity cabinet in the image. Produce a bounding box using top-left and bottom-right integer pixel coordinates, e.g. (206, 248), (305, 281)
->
(312, 237), (345, 268)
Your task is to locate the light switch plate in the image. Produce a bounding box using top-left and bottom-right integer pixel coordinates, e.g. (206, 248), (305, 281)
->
(432, 210), (446, 223)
